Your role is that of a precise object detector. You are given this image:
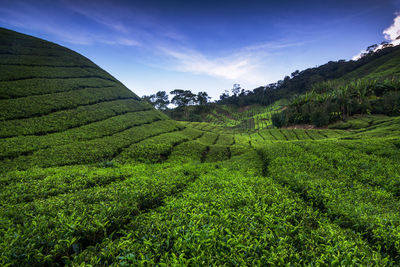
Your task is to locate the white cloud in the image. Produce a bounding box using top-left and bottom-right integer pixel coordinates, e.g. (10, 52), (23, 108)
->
(158, 46), (260, 82)
(383, 13), (400, 41)
(353, 13), (400, 60)
(156, 40), (304, 86)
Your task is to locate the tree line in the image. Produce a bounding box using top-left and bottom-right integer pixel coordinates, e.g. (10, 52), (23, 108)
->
(142, 90), (211, 121)
(142, 42), (400, 122)
(271, 78), (400, 127)
(142, 90), (211, 110)
(218, 42), (400, 107)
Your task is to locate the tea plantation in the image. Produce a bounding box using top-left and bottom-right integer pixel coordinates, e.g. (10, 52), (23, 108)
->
(1, 27), (400, 266)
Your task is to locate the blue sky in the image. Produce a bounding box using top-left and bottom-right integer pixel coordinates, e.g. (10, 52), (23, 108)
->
(1, 0), (400, 100)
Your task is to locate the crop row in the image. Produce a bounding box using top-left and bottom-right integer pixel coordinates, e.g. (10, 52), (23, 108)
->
(116, 127), (203, 163)
(0, 99), (151, 137)
(257, 129), (345, 141)
(329, 115), (390, 130)
(349, 118), (400, 138)
(0, 120), (183, 171)
(0, 77), (118, 99)
(333, 137), (400, 160)
(166, 131), (245, 163)
(0, 34), (62, 48)
(234, 133), (251, 145)
(0, 110), (166, 159)
(0, 86), (135, 120)
(197, 132), (219, 145)
(0, 54), (96, 68)
(297, 139), (400, 196)
(200, 123), (217, 131)
(167, 140), (208, 163)
(215, 133), (234, 145)
(0, 43), (88, 59)
(184, 122), (202, 128)
(203, 145), (231, 162)
(0, 65), (114, 82)
(0, 32), (95, 62)
(215, 129), (347, 149)
(0, 162), (208, 265)
(258, 141), (400, 260)
(167, 133), (250, 163)
(70, 152), (389, 265)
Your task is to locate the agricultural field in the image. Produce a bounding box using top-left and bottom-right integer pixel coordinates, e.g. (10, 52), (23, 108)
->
(2, 27), (400, 266)
(203, 102), (285, 131)
(2, 117), (400, 265)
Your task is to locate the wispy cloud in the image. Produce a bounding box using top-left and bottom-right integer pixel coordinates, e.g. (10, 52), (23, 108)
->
(65, 3), (130, 34)
(353, 12), (400, 60)
(0, 1), (143, 46)
(158, 46), (259, 82)
(0, 2), (95, 45)
(156, 40), (304, 85)
(0, 0), (303, 86)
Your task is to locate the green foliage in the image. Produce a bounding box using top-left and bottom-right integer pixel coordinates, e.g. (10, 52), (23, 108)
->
(142, 90), (170, 110)
(3, 27), (400, 266)
(0, 77), (117, 99)
(0, 65), (112, 82)
(0, 163), (208, 265)
(258, 138), (400, 260)
(271, 111), (286, 127)
(218, 45), (400, 107)
(0, 85), (134, 120)
(0, 99), (151, 137)
(70, 153), (391, 265)
(168, 141), (207, 163)
(1, 120), (183, 171)
(0, 110), (166, 160)
(116, 127), (203, 163)
(279, 78), (400, 127)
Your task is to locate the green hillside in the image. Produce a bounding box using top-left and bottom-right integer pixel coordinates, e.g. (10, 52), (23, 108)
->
(0, 28), (194, 171)
(214, 45), (400, 109)
(2, 28), (400, 266)
(342, 48), (400, 80)
(168, 45), (400, 130)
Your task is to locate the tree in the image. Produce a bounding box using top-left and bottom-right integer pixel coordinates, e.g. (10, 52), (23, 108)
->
(141, 94), (157, 107)
(284, 76), (290, 83)
(366, 44), (378, 54)
(170, 89), (196, 107)
(380, 41), (393, 49)
(291, 70), (300, 77)
(197, 91), (210, 105)
(142, 91), (169, 110)
(170, 89), (197, 120)
(232, 84), (241, 96)
(219, 90), (230, 101)
(154, 91), (169, 110)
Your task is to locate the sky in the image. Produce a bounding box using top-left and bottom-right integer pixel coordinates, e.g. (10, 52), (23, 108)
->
(1, 0), (400, 100)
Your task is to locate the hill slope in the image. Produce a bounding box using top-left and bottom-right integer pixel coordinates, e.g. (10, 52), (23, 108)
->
(0, 28), (188, 170)
(341, 47), (400, 80)
(216, 44), (400, 108)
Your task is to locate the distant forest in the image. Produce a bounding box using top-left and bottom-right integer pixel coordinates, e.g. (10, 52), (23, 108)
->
(218, 43), (399, 107)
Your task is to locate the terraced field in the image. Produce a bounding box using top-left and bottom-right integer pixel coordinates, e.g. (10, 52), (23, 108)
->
(2, 27), (400, 265)
(0, 28), (186, 171)
(203, 103), (284, 130)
